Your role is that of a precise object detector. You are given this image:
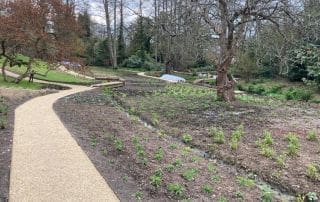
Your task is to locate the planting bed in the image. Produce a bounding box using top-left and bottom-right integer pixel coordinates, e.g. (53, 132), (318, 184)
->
(54, 71), (319, 201)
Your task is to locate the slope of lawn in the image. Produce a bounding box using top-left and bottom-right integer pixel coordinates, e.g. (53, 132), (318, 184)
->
(1, 55), (94, 85)
(0, 77), (43, 90)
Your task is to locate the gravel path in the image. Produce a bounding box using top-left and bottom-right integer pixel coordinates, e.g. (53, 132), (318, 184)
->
(9, 84), (119, 201)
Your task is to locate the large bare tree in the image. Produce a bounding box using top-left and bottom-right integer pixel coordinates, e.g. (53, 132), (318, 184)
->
(199, 0), (294, 101)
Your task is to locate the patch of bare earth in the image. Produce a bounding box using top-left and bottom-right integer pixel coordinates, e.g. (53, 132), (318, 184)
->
(112, 74), (320, 197)
(54, 88), (267, 201)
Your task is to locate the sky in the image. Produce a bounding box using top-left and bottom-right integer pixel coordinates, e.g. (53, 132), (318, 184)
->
(87, 0), (154, 26)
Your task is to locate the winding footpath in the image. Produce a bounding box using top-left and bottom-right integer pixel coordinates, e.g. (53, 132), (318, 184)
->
(9, 82), (119, 201)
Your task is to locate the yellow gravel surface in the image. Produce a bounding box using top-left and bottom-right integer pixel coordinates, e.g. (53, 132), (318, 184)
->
(9, 85), (119, 201)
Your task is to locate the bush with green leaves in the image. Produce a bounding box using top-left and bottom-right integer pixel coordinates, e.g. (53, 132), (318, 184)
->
(306, 164), (319, 180)
(167, 183), (185, 197)
(182, 168), (199, 181)
(248, 84), (266, 95)
(114, 139), (124, 151)
(236, 176), (255, 187)
(150, 168), (163, 187)
(154, 147), (164, 161)
(307, 130), (318, 141)
(202, 184), (213, 194)
(230, 124), (245, 150)
(261, 185), (273, 202)
(0, 117), (7, 129)
(284, 88), (313, 101)
(285, 133), (300, 156)
(182, 133), (193, 143)
(122, 50), (163, 71)
(276, 154), (287, 168)
(165, 164), (175, 173)
(209, 127), (225, 144)
(256, 131), (275, 158)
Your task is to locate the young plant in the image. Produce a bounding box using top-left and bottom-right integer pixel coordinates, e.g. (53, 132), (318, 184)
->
(306, 164), (319, 180)
(150, 168), (163, 187)
(182, 168), (199, 181)
(182, 133), (193, 143)
(134, 191), (143, 201)
(261, 185), (273, 202)
(307, 130), (318, 142)
(202, 184), (213, 194)
(154, 147), (164, 161)
(285, 133), (300, 156)
(114, 139), (124, 151)
(230, 124), (245, 150)
(172, 159), (183, 167)
(276, 154), (287, 168)
(210, 127), (225, 144)
(262, 130), (273, 145)
(207, 162), (216, 173)
(90, 137), (97, 147)
(211, 174), (221, 183)
(0, 117), (7, 129)
(236, 176), (255, 187)
(165, 164), (175, 173)
(150, 175), (162, 187)
(167, 183), (185, 197)
(260, 145), (275, 158)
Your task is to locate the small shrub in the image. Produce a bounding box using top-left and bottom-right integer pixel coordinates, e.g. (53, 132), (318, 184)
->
(218, 196), (228, 202)
(137, 150), (145, 158)
(268, 85), (284, 94)
(276, 154), (287, 168)
(151, 113), (160, 126)
(210, 127), (225, 144)
(169, 143), (178, 150)
(0, 117), (7, 129)
(181, 146), (191, 156)
(248, 84), (266, 95)
(285, 133), (300, 156)
(307, 130), (318, 142)
(261, 185), (273, 202)
(230, 124), (245, 150)
(207, 162), (216, 173)
(262, 131), (273, 146)
(172, 159), (183, 167)
(90, 137), (97, 147)
(211, 175), (221, 183)
(166, 164), (175, 173)
(235, 191), (244, 200)
(236, 176), (255, 187)
(306, 164), (319, 180)
(182, 168), (199, 181)
(115, 139), (124, 151)
(260, 145), (275, 158)
(306, 192), (319, 201)
(135, 191), (143, 200)
(202, 184), (213, 194)
(167, 183), (185, 197)
(150, 175), (162, 187)
(285, 88), (313, 101)
(154, 147), (164, 161)
(182, 133), (193, 143)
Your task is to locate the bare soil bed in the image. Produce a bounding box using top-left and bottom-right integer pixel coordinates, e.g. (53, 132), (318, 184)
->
(112, 73), (320, 198)
(53, 71), (318, 201)
(0, 87), (56, 201)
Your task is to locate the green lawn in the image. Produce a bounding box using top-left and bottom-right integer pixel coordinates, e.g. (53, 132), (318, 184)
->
(0, 77), (43, 90)
(0, 55), (95, 85)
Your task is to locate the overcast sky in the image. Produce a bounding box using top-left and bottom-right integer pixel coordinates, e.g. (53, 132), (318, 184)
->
(87, 0), (153, 26)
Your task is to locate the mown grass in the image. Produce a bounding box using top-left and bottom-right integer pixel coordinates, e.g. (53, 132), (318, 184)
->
(1, 55), (94, 85)
(0, 76), (43, 90)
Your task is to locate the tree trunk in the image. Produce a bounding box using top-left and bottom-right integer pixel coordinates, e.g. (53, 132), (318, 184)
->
(113, 0), (118, 69)
(15, 58), (33, 83)
(216, 57), (236, 102)
(1, 58), (8, 82)
(103, 0), (116, 69)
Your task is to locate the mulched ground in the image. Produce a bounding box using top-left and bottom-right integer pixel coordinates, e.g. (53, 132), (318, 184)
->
(113, 74), (320, 197)
(0, 87), (56, 201)
(53, 87), (296, 201)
